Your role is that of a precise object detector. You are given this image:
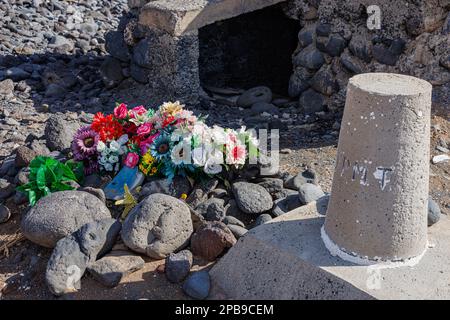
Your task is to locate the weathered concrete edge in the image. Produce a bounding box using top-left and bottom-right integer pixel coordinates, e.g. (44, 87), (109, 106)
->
(139, 0), (287, 36)
(209, 196), (450, 299)
(209, 196), (332, 299)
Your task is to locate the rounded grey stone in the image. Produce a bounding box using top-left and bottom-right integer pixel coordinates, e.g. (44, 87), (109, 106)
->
(252, 214), (272, 228)
(222, 216), (245, 228)
(122, 193), (193, 259)
(298, 183), (325, 204)
(287, 168), (318, 190)
(273, 194), (303, 216)
(205, 201), (226, 222)
(183, 270), (210, 300)
(227, 224), (248, 239)
(257, 178), (284, 195)
(165, 250), (193, 283)
(250, 102), (279, 115)
(232, 182), (273, 214)
(87, 251), (145, 288)
(76, 218), (122, 262)
(46, 235), (89, 296)
(44, 115), (80, 152)
(428, 197), (441, 226)
(237, 86), (272, 108)
(21, 191), (111, 248)
(195, 197), (225, 217)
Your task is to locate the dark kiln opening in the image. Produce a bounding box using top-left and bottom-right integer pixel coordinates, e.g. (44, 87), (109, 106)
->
(198, 4), (300, 96)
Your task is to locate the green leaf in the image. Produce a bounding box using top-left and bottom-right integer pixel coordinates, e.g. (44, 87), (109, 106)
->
(60, 163), (77, 181)
(65, 160), (84, 182)
(28, 190), (37, 207)
(36, 167), (46, 190)
(18, 155), (82, 206)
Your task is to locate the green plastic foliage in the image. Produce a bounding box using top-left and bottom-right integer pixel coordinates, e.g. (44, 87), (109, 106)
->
(16, 156), (84, 206)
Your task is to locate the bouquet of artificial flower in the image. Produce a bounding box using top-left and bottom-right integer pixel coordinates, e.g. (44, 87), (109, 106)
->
(71, 101), (259, 182)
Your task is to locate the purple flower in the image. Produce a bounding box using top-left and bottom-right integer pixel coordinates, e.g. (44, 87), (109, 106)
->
(84, 158), (99, 176)
(72, 126), (99, 160)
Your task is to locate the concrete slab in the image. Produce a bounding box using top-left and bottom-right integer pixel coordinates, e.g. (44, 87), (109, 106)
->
(139, 0), (286, 35)
(209, 197), (450, 299)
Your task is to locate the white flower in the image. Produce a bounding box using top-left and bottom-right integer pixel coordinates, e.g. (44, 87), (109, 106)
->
(99, 155), (108, 164)
(109, 140), (120, 153)
(97, 141), (106, 152)
(192, 144), (211, 167)
(109, 155), (119, 163)
(204, 158), (222, 175)
(117, 134), (129, 145)
(171, 127), (192, 142)
(210, 125), (227, 145)
(104, 163), (113, 171)
(192, 123), (211, 142)
(119, 145), (128, 155)
(209, 148), (224, 165)
(171, 142), (191, 165)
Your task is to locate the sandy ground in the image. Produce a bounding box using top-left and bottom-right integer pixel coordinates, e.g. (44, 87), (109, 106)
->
(0, 113), (448, 300)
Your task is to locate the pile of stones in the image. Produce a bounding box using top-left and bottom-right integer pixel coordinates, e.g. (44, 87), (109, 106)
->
(0, 98), (330, 298)
(285, 0), (450, 115)
(0, 0), (130, 160)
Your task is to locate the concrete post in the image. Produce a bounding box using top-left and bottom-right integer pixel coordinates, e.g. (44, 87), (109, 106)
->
(323, 73), (432, 265)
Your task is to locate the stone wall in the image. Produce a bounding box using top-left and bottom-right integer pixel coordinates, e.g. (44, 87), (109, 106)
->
(285, 0), (450, 115)
(103, 0), (450, 113)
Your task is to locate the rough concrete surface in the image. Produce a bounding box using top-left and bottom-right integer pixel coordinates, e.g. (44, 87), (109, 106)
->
(209, 197), (450, 300)
(324, 73), (432, 262)
(139, 0), (286, 35)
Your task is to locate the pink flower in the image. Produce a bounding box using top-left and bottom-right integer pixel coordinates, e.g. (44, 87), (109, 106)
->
(226, 144), (246, 165)
(227, 132), (238, 144)
(114, 103), (128, 119)
(137, 122), (152, 136)
(124, 152), (140, 168)
(139, 132), (160, 154)
(132, 105), (147, 116)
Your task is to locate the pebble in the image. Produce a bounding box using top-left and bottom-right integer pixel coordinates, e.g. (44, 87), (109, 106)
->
(298, 183), (325, 204)
(165, 250), (193, 283)
(428, 197), (441, 226)
(252, 214), (272, 228)
(432, 154), (450, 164)
(232, 182), (273, 214)
(191, 221), (236, 261)
(227, 224), (248, 239)
(0, 203), (11, 223)
(236, 86), (272, 108)
(87, 251), (145, 288)
(183, 271), (211, 300)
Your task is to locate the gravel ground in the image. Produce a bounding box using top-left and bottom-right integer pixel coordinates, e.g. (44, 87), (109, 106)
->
(0, 0), (449, 300)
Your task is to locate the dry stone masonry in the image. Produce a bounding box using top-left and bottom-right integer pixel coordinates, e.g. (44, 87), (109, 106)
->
(104, 0), (450, 114)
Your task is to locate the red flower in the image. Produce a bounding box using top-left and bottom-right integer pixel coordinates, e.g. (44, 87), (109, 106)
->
(114, 103), (128, 119)
(162, 115), (175, 128)
(91, 112), (124, 142)
(123, 122), (137, 135)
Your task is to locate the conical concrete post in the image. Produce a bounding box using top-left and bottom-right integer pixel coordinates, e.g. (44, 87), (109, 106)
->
(322, 73), (432, 265)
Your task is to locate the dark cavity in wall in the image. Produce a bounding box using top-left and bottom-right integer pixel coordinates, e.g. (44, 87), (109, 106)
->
(198, 4), (300, 96)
